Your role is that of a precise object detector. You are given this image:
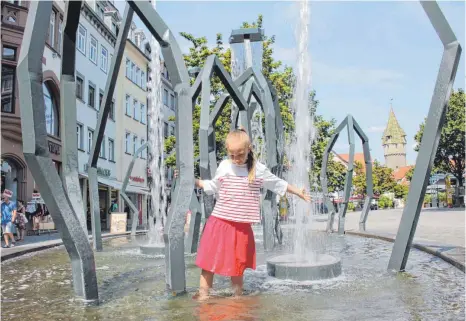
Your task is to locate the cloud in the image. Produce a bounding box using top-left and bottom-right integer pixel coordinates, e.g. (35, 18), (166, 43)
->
(366, 126), (385, 133)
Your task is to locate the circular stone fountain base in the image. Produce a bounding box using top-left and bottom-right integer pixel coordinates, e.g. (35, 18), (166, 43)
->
(267, 254), (341, 281)
(140, 244), (165, 256)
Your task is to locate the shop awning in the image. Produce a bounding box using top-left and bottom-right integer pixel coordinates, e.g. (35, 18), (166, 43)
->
(79, 173), (150, 195)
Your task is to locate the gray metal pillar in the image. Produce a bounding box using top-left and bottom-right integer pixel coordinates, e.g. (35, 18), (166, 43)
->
(337, 116), (355, 234)
(82, 178), (88, 229)
(121, 142), (148, 236)
(388, 1), (461, 272)
(60, 1), (87, 236)
(87, 4), (134, 251)
(185, 190), (202, 253)
(17, 0), (98, 302)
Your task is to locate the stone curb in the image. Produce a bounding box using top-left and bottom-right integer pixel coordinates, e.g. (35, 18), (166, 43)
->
(1, 230), (148, 262)
(345, 230), (465, 272)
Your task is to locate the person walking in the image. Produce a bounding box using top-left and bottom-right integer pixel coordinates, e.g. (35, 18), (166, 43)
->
(1, 190), (17, 248)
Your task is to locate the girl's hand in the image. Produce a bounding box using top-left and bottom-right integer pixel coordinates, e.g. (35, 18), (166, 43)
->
(299, 189), (312, 202)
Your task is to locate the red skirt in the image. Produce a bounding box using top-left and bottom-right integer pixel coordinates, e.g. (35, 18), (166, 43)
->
(195, 215), (256, 277)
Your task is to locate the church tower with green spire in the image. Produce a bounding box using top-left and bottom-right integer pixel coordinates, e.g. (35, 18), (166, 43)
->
(382, 107), (407, 170)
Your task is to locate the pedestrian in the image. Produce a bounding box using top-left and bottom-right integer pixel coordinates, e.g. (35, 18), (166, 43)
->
(193, 128), (311, 300)
(1, 190), (17, 248)
(14, 200), (28, 241)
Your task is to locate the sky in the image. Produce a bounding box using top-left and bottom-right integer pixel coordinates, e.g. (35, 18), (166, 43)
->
(114, 0), (465, 165)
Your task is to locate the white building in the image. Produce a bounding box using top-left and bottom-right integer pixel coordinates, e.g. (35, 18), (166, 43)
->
(76, 0), (121, 230)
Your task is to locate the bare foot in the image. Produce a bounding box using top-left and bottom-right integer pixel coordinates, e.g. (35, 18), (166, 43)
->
(192, 292), (210, 301)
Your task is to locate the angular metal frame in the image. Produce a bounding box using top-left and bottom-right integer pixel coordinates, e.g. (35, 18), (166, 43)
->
(121, 142), (148, 236)
(87, 4), (134, 251)
(388, 1), (462, 271)
(321, 115), (373, 234)
(18, 1), (99, 302)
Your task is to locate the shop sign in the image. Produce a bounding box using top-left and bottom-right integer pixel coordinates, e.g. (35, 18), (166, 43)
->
(48, 141), (61, 155)
(84, 164), (111, 177)
(130, 176), (145, 183)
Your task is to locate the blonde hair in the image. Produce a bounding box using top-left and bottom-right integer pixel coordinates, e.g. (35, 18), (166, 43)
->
(225, 128), (256, 184)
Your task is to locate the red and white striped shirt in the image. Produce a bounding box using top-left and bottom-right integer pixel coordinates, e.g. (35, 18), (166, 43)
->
(203, 160), (288, 223)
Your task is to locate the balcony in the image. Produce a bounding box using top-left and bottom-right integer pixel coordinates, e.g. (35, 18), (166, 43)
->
(1, 1), (28, 32)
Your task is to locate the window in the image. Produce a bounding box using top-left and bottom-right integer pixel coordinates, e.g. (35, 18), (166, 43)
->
(169, 125), (175, 137)
(99, 91), (103, 110)
(49, 11), (55, 48)
(1, 65), (15, 113)
(77, 24), (86, 54)
(112, 22), (117, 34)
(100, 45), (108, 73)
(100, 136), (106, 158)
(163, 89), (168, 106)
(125, 95), (131, 115)
(76, 76), (84, 100)
(141, 71), (146, 89)
(125, 132), (131, 154)
(133, 135), (138, 155)
(126, 59), (130, 77)
(140, 139), (146, 158)
(57, 18), (63, 53)
(131, 62), (135, 82)
(163, 122), (169, 138)
(140, 103), (146, 124)
(88, 129), (94, 153)
(133, 99), (139, 121)
(136, 67), (140, 85)
(2, 47), (16, 61)
(97, 5), (104, 19)
(170, 94), (175, 110)
(89, 36), (98, 64)
(43, 83), (58, 136)
(108, 139), (115, 161)
(88, 84), (95, 108)
(108, 100), (115, 121)
(77, 124), (83, 149)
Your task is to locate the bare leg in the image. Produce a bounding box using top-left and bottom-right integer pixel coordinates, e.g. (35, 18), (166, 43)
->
(3, 233), (9, 246)
(194, 269), (214, 300)
(231, 275), (244, 297)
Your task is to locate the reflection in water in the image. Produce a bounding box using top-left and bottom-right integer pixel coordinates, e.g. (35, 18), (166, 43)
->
(196, 296), (261, 321)
(1, 235), (464, 321)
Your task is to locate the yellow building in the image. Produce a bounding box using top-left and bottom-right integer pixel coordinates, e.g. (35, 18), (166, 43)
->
(114, 24), (150, 229)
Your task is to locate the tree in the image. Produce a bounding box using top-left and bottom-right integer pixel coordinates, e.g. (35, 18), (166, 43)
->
(164, 15), (296, 172)
(353, 160), (397, 196)
(393, 183), (409, 199)
(405, 167), (414, 182)
(414, 89), (465, 187)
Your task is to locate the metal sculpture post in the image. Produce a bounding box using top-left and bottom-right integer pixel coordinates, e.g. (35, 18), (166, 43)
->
(60, 1), (87, 235)
(18, 1), (98, 302)
(121, 142), (148, 236)
(388, 1), (461, 272)
(127, 0), (193, 294)
(87, 4), (134, 251)
(321, 115), (373, 234)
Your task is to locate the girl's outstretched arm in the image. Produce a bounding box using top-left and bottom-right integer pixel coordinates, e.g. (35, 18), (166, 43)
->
(286, 184), (311, 202)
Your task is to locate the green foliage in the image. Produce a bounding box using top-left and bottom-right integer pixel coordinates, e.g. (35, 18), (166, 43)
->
(378, 195), (393, 209)
(353, 160), (397, 196)
(347, 202), (355, 211)
(423, 193), (432, 205)
(393, 183), (409, 199)
(414, 89), (465, 185)
(164, 15), (296, 172)
(405, 167), (415, 182)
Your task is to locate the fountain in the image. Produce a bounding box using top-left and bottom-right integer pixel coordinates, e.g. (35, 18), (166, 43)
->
(139, 0), (166, 256)
(266, 0), (342, 281)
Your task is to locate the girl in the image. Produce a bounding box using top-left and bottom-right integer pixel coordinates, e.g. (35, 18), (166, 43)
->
(194, 128), (310, 300)
(15, 200), (27, 241)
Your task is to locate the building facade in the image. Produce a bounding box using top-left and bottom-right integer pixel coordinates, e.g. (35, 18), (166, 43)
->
(114, 24), (150, 228)
(1, 0), (65, 203)
(76, 0), (121, 230)
(382, 108), (407, 170)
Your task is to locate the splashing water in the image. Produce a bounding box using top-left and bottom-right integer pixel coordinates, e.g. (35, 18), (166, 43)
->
(287, 0), (318, 262)
(147, 0), (167, 246)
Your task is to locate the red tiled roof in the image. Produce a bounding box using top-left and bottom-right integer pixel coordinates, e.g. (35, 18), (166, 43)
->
(393, 165), (413, 181)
